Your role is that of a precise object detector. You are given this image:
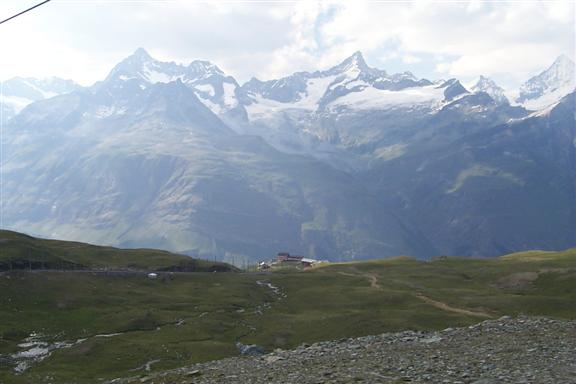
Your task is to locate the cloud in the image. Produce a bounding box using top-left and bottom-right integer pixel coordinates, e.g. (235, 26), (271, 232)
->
(0, 1), (295, 84)
(323, 1), (574, 87)
(0, 0), (573, 90)
(402, 55), (421, 64)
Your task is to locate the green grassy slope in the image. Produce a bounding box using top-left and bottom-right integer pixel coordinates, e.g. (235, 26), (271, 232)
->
(0, 230), (235, 272)
(0, 245), (575, 383)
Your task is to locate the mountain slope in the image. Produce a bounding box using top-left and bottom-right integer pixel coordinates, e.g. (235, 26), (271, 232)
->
(0, 230), (235, 272)
(363, 92), (576, 256)
(1, 71), (425, 263)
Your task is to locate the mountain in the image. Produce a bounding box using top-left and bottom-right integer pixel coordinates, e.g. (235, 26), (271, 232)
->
(98, 48), (242, 119)
(363, 92), (576, 256)
(1, 49), (574, 263)
(1, 76), (81, 120)
(516, 55), (575, 110)
(470, 75), (509, 105)
(233, 52), (469, 165)
(1, 64), (425, 263)
(238, 51), (437, 116)
(239, 52), (433, 110)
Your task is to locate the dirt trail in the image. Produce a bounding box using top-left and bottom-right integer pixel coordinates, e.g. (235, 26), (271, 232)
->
(337, 272), (358, 278)
(337, 271), (381, 290)
(338, 270), (492, 318)
(415, 293), (493, 318)
(366, 274), (381, 289)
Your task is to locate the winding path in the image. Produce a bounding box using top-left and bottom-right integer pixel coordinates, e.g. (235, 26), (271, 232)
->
(415, 293), (493, 318)
(339, 269), (493, 318)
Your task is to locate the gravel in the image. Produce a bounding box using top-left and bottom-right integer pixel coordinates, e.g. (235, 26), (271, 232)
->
(115, 316), (576, 384)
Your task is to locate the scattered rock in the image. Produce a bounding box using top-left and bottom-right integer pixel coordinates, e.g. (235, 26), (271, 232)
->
(263, 355), (284, 364)
(420, 335), (443, 343)
(236, 342), (266, 356)
(113, 316), (576, 384)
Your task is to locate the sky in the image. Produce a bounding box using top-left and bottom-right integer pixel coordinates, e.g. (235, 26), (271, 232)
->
(0, 0), (574, 90)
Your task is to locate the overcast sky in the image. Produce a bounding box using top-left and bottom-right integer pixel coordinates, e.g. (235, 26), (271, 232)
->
(0, 0), (573, 90)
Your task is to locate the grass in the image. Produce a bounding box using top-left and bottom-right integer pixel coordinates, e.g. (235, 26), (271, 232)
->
(0, 271), (264, 383)
(0, 230), (235, 272)
(0, 234), (575, 383)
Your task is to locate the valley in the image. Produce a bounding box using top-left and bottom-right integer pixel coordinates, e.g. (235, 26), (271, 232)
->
(1, 3), (574, 383)
(1, 232), (575, 383)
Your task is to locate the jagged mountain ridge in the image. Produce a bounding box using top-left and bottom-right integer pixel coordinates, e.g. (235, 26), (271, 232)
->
(96, 47), (241, 117)
(470, 75), (509, 105)
(229, 52), (480, 165)
(238, 51), (434, 110)
(1, 50), (574, 263)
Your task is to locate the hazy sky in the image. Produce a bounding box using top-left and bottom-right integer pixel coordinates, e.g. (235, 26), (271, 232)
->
(0, 0), (573, 90)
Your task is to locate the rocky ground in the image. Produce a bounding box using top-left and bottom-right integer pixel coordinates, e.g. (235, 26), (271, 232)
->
(114, 316), (576, 384)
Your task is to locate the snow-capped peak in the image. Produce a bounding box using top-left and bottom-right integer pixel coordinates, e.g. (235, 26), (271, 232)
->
(527, 54), (575, 93)
(330, 51), (370, 73)
(93, 48), (241, 117)
(111, 48), (156, 75)
(102, 49), (232, 88)
(516, 54), (575, 110)
(131, 47), (153, 61)
(341, 51), (365, 66)
(471, 75), (509, 105)
(104, 48), (166, 84)
(552, 54), (574, 72)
